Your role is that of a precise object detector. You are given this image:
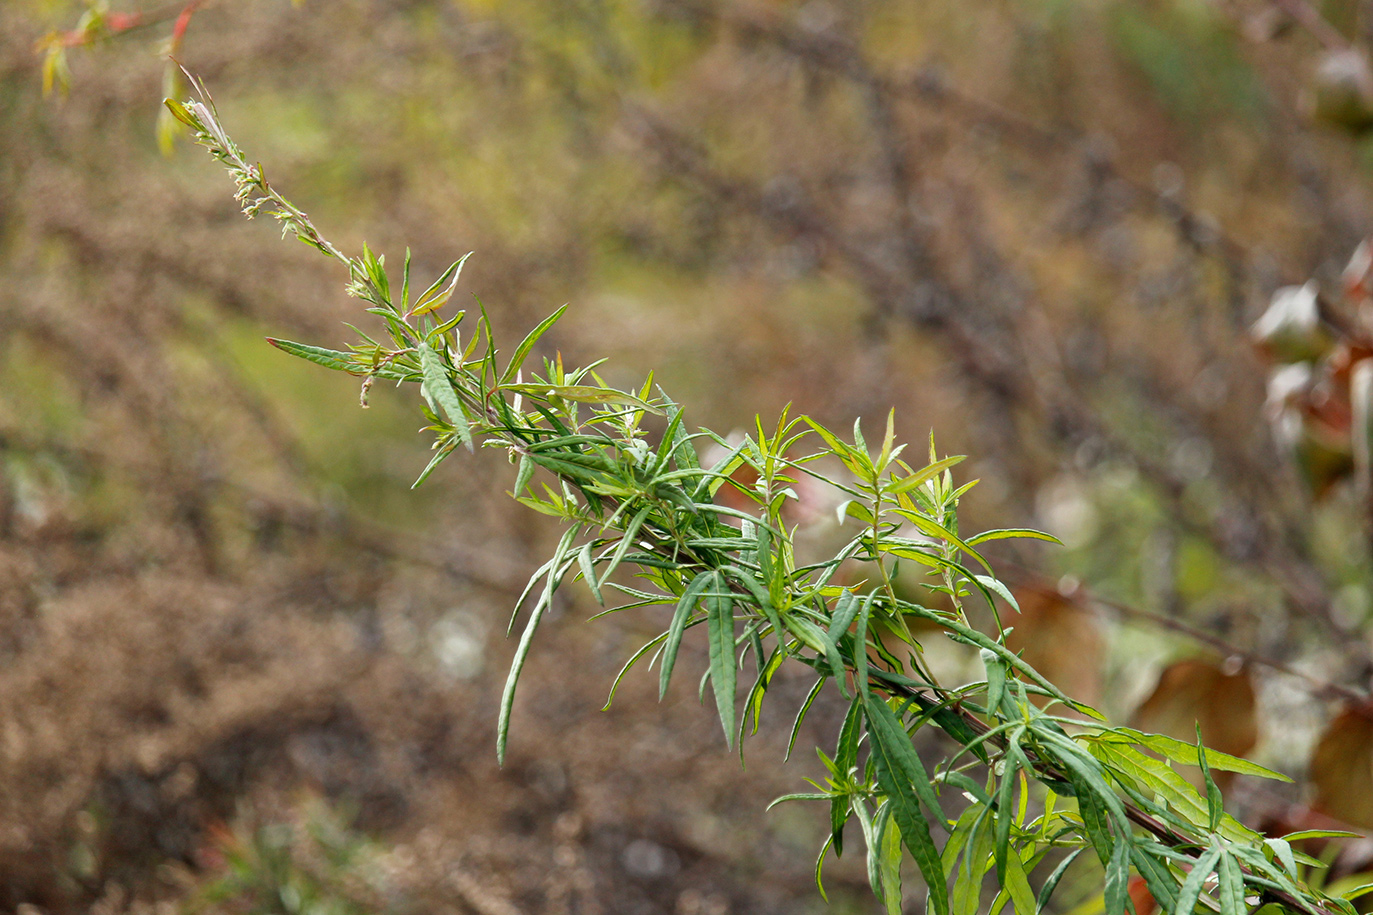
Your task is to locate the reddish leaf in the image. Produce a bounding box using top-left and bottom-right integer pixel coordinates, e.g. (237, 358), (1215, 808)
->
(1132, 659), (1258, 789)
(1128, 875), (1159, 915)
(1006, 588), (1104, 710)
(1311, 704), (1373, 831)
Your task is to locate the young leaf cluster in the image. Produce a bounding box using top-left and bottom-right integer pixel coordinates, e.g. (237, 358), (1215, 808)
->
(170, 85), (1358, 915)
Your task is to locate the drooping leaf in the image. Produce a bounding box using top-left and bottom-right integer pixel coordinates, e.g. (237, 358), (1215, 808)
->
(785, 677), (826, 762)
(1217, 851), (1245, 915)
(1104, 832), (1131, 915)
(660, 570), (716, 699)
(878, 806), (904, 915)
(951, 811), (993, 915)
(418, 341), (473, 450)
(1002, 846), (1037, 915)
(705, 585), (737, 745)
(1171, 843), (1222, 915)
(831, 694), (865, 855)
(995, 742), (1020, 877)
(497, 525), (580, 764)
(602, 629), (672, 711)
(576, 542), (602, 605)
(983, 648), (1008, 719)
(867, 704), (950, 915)
(1037, 847), (1087, 913)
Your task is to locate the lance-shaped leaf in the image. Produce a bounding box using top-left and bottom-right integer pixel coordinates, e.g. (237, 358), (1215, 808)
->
(965, 528), (1063, 547)
(407, 252), (471, 316)
(887, 454), (966, 495)
(267, 338), (409, 379)
(1038, 848), (1087, 913)
(1218, 851), (1245, 915)
(831, 695), (864, 855)
(497, 524), (580, 764)
(951, 811), (993, 915)
(866, 702), (950, 915)
(1103, 833), (1131, 915)
(705, 586), (737, 745)
(785, 676), (826, 762)
(500, 304), (568, 384)
(418, 341), (473, 450)
(500, 383), (663, 414)
(1172, 843), (1222, 915)
(878, 806), (904, 915)
(660, 570), (716, 699)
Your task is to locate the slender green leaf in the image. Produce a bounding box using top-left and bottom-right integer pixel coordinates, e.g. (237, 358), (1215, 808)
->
(983, 648), (1008, 718)
(887, 455), (966, 495)
(1342, 884), (1373, 902)
(1218, 851), (1245, 915)
(867, 695), (945, 825)
(408, 252), (471, 316)
(1264, 838), (1298, 878)
(814, 833), (834, 902)
(706, 586), (737, 745)
(1034, 729), (1127, 829)
(1104, 833), (1131, 915)
(786, 677), (826, 762)
(767, 793), (830, 808)
(1131, 846), (1180, 913)
(513, 453), (534, 495)
(828, 590), (861, 640)
(878, 806), (904, 915)
(497, 526), (579, 764)
(602, 630), (673, 711)
(577, 542), (602, 605)
(265, 338), (357, 373)
(418, 341), (473, 450)
(1089, 742), (1259, 843)
(1118, 729), (1292, 781)
(952, 811), (993, 915)
(995, 744), (1020, 876)
(966, 528), (1063, 547)
(412, 439), (457, 488)
(868, 708), (950, 915)
(598, 504), (653, 590)
(974, 575), (1021, 614)
(501, 382), (663, 414)
(1173, 844), (1223, 915)
(1037, 848), (1086, 913)
(1197, 724), (1224, 832)
(831, 695), (865, 855)
(500, 304), (568, 383)
(1076, 787), (1114, 866)
(1003, 847), (1037, 915)
(660, 570), (715, 699)
(1280, 829), (1362, 842)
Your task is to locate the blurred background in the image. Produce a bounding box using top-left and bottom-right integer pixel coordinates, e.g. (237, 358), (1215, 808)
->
(7, 0), (1373, 912)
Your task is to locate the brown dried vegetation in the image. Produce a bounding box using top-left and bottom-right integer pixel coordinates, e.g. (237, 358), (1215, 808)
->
(9, 0), (1373, 912)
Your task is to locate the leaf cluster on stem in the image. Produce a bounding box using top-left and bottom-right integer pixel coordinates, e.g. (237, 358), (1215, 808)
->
(167, 81), (1362, 915)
